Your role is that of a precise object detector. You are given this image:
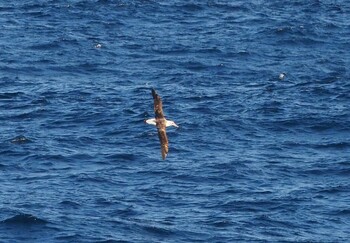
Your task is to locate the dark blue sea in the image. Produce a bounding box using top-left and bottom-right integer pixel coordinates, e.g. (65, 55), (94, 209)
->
(1, 1), (350, 242)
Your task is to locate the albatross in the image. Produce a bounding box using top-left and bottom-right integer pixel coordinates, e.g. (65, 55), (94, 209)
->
(145, 88), (178, 160)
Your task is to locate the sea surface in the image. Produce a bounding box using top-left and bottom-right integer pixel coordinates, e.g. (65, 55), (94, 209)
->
(1, 1), (350, 242)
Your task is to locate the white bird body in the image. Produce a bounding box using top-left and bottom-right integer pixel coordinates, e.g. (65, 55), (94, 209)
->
(145, 118), (178, 128)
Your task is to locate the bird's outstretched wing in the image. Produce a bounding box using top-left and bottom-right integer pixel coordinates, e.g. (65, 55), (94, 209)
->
(152, 89), (168, 160)
(152, 88), (165, 119)
(157, 126), (169, 160)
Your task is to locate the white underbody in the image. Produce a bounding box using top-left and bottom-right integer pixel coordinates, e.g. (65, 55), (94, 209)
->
(145, 118), (178, 128)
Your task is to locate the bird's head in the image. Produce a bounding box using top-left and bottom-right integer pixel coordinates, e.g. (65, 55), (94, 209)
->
(166, 120), (179, 128)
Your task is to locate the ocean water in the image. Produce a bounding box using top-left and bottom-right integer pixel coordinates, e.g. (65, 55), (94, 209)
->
(1, 0), (349, 242)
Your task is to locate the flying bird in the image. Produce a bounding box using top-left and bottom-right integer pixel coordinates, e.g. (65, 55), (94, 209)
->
(145, 89), (178, 160)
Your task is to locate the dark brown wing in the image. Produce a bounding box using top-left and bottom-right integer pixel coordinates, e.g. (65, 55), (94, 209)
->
(152, 88), (165, 119)
(157, 126), (169, 160)
(152, 89), (169, 159)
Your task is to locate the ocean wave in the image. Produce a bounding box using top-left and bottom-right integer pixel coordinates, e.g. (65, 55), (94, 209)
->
(10, 135), (31, 144)
(2, 213), (47, 225)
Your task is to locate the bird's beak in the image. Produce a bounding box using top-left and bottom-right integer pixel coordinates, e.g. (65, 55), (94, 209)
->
(174, 123), (179, 128)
